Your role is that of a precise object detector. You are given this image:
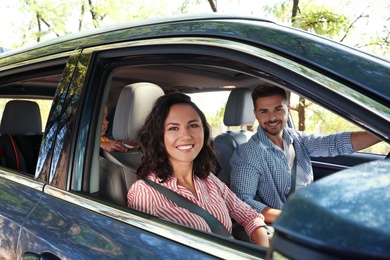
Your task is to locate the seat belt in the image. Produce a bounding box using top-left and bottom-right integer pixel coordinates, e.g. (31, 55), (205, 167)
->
(288, 157), (297, 197)
(102, 150), (233, 238)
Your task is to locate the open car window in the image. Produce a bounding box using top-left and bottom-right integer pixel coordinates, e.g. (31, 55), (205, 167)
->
(0, 98), (52, 131)
(289, 93), (390, 156)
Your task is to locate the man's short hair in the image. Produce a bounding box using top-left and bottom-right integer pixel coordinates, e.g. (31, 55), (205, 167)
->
(251, 83), (288, 109)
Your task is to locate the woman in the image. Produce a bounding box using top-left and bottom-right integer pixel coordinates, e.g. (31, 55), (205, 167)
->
(127, 93), (269, 247)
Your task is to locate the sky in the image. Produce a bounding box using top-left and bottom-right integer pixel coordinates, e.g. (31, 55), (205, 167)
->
(1, 0), (389, 51)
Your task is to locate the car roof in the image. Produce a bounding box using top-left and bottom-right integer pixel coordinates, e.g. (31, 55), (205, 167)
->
(0, 14), (389, 103)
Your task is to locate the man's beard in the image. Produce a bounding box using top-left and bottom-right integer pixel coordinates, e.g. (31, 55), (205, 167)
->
(262, 119), (284, 136)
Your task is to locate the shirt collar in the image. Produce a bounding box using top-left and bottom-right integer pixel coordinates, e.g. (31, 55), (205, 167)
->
(256, 126), (293, 148)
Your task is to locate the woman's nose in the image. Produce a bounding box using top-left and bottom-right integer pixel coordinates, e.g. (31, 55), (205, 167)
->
(180, 129), (192, 140)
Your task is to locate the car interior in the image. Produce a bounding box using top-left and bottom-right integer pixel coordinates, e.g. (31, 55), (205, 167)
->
(0, 55), (389, 246)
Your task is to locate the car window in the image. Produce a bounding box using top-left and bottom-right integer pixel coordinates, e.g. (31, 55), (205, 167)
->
(288, 93), (390, 155)
(188, 91), (256, 138)
(0, 98), (52, 131)
(188, 90), (390, 155)
(248, 91), (390, 156)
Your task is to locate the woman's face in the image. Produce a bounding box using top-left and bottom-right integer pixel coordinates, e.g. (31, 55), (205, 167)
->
(163, 103), (204, 167)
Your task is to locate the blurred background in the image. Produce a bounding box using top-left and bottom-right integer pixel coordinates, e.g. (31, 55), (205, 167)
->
(1, 0), (389, 58)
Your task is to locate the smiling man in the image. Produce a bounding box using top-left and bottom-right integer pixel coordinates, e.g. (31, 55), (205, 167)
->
(230, 83), (382, 224)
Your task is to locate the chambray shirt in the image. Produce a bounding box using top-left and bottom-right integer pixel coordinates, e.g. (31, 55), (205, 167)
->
(230, 127), (355, 213)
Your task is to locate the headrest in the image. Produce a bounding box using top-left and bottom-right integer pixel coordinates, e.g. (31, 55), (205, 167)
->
(0, 100), (42, 135)
(112, 82), (164, 140)
(223, 88), (255, 127)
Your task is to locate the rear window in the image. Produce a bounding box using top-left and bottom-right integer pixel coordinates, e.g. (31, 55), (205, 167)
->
(0, 98), (52, 132)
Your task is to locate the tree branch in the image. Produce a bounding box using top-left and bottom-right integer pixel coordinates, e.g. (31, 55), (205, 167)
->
(79, 3), (85, 31)
(207, 0), (217, 12)
(340, 7), (369, 43)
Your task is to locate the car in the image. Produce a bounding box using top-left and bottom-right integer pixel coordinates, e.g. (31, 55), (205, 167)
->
(0, 14), (389, 259)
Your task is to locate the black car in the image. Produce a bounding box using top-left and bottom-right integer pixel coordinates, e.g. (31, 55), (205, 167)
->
(0, 14), (389, 259)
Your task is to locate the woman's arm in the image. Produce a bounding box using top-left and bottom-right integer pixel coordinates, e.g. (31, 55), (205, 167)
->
(211, 174), (269, 246)
(251, 226), (270, 247)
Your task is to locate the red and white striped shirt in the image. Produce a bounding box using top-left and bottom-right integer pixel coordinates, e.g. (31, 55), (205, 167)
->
(127, 173), (265, 237)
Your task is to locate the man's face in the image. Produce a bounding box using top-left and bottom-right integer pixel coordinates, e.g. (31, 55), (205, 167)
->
(254, 94), (289, 138)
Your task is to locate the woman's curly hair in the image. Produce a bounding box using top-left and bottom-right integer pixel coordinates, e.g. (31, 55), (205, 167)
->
(137, 93), (216, 182)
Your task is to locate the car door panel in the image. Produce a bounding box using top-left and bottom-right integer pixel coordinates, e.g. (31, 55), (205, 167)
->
(311, 153), (384, 181)
(18, 188), (217, 259)
(0, 173), (42, 260)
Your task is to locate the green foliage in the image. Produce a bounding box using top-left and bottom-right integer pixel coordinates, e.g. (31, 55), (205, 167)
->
(206, 103), (226, 136)
(263, 1), (291, 23)
(18, 0), (72, 42)
(174, 0), (203, 14)
(15, 0), (194, 46)
(264, 1), (350, 39)
(293, 8), (349, 38)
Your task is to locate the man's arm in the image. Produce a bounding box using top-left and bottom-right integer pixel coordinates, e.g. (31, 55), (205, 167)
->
(350, 131), (382, 151)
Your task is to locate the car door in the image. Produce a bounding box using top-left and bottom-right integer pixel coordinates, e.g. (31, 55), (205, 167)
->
(0, 174), (42, 260)
(19, 185), (219, 259)
(15, 48), (266, 259)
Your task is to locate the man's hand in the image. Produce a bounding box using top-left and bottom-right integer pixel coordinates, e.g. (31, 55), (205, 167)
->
(262, 207), (282, 224)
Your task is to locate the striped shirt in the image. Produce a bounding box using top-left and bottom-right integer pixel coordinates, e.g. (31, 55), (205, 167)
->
(127, 173), (265, 237)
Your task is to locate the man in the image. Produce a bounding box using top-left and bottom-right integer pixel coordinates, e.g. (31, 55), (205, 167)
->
(230, 83), (381, 223)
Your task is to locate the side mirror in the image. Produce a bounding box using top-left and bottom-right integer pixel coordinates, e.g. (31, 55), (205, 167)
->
(268, 160), (390, 259)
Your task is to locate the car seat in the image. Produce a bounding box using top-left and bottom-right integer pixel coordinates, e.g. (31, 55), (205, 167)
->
(0, 100), (43, 175)
(213, 88), (255, 187)
(99, 82), (164, 206)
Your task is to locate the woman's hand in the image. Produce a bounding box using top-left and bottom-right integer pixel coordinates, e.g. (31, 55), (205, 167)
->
(251, 226), (270, 247)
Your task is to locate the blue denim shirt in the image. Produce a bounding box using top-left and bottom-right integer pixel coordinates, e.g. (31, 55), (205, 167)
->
(230, 126), (355, 213)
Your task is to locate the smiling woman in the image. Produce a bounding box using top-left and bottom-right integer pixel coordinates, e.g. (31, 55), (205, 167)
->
(128, 93), (270, 247)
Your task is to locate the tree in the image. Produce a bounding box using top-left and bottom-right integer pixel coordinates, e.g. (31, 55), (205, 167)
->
(265, 0), (352, 131)
(18, 0), (72, 43)
(15, 0), (193, 47)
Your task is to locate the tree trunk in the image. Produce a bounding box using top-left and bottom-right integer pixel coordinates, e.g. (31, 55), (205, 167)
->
(292, 0), (299, 24)
(291, 0), (306, 131)
(298, 97), (305, 131)
(207, 0), (217, 12)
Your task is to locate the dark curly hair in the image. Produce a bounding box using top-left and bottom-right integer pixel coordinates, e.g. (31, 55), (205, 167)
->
(137, 92), (216, 182)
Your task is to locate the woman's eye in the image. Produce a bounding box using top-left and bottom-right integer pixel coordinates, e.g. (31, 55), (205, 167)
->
(167, 126), (178, 131)
(189, 124), (199, 128)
